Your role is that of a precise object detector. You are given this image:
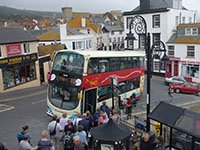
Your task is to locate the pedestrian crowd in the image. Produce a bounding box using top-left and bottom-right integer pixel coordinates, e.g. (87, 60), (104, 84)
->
(0, 99), (165, 150)
(14, 101), (123, 150)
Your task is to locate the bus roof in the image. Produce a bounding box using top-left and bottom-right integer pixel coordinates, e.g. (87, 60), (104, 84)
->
(56, 49), (145, 58)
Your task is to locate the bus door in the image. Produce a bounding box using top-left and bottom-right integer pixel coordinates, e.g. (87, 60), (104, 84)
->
(84, 88), (97, 114)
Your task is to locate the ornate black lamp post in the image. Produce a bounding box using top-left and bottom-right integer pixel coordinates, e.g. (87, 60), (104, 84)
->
(125, 15), (169, 132)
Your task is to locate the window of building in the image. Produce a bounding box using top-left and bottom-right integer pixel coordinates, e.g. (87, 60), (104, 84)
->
(192, 28), (198, 35)
(168, 45), (175, 56)
(175, 16), (179, 25)
(185, 28), (191, 35)
(23, 43), (30, 53)
(87, 29), (90, 34)
(119, 31), (122, 34)
(153, 15), (160, 28)
(187, 46), (195, 57)
(182, 17), (185, 23)
(153, 61), (160, 71)
(152, 33), (160, 43)
(113, 37), (116, 43)
(189, 17), (192, 23)
(118, 37), (120, 42)
(181, 64), (199, 78)
(139, 34), (146, 49)
(127, 17), (133, 29)
(109, 38), (112, 43)
(72, 42), (75, 50)
(111, 31), (114, 35)
(3, 62), (36, 89)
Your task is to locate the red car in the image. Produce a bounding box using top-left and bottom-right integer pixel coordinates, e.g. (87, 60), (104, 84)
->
(170, 82), (200, 96)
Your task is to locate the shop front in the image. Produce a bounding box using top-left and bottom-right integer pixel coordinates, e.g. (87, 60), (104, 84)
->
(165, 57), (180, 78)
(0, 53), (40, 93)
(179, 60), (200, 83)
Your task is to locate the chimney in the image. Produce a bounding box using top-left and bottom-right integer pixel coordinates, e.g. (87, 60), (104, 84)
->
(61, 7), (72, 23)
(81, 18), (86, 28)
(140, 0), (150, 10)
(60, 23), (67, 40)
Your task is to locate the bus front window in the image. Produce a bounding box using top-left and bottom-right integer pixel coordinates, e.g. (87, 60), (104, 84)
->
(49, 85), (79, 110)
(52, 52), (84, 74)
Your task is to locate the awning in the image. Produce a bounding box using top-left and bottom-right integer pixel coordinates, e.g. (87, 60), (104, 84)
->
(149, 101), (200, 138)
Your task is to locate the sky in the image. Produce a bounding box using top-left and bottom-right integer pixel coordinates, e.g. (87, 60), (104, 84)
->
(1, 0), (200, 13)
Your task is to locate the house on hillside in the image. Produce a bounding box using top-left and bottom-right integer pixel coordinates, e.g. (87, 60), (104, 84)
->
(0, 27), (40, 93)
(123, 0), (197, 74)
(166, 23), (200, 82)
(67, 15), (102, 50)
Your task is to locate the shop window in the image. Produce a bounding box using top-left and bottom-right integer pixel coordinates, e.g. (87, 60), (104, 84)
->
(23, 43), (30, 53)
(187, 46), (195, 57)
(182, 64), (199, 78)
(3, 62), (36, 89)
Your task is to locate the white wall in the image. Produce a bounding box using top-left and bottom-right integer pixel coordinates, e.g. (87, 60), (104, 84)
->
(124, 9), (197, 49)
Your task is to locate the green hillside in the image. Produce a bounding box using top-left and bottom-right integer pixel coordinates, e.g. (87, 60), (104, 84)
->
(0, 6), (61, 20)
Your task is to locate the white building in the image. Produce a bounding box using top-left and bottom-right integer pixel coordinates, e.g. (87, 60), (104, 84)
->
(102, 25), (124, 50)
(123, 0), (197, 74)
(166, 23), (200, 82)
(60, 24), (94, 50)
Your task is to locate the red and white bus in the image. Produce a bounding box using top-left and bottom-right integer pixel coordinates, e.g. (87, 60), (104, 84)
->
(47, 50), (145, 117)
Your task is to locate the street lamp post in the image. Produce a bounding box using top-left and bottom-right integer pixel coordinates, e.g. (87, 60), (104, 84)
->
(125, 15), (169, 132)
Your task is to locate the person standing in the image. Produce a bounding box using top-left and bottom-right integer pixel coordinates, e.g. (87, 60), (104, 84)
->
(140, 133), (155, 150)
(37, 130), (55, 150)
(17, 125), (31, 143)
(74, 125), (88, 148)
(19, 134), (38, 150)
(59, 112), (69, 131)
(73, 136), (85, 150)
(125, 97), (133, 120)
(47, 115), (62, 150)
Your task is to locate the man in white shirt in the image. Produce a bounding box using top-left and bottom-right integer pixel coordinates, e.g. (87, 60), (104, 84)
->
(47, 115), (62, 150)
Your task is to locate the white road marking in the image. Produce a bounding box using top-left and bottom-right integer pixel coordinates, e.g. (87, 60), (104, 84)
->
(32, 99), (46, 105)
(0, 104), (14, 112)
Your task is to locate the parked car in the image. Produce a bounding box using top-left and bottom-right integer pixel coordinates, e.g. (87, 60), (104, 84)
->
(164, 76), (186, 85)
(172, 131), (200, 150)
(170, 82), (200, 96)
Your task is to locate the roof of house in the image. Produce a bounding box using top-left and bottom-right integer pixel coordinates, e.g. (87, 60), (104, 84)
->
(123, 0), (186, 15)
(103, 25), (123, 32)
(167, 23), (200, 44)
(36, 30), (60, 41)
(68, 15), (101, 33)
(0, 27), (37, 44)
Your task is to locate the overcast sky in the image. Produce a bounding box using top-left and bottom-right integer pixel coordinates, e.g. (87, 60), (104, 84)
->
(1, 0), (200, 13)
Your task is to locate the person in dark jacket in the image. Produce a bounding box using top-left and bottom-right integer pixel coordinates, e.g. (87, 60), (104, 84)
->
(78, 113), (90, 133)
(140, 133), (155, 150)
(37, 130), (55, 150)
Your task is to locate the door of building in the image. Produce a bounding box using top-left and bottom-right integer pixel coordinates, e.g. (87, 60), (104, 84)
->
(84, 88), (97, 114)
(174, 61), (179, 76)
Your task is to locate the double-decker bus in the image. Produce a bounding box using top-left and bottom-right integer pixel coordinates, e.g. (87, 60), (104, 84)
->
(47, 50), (145, 117)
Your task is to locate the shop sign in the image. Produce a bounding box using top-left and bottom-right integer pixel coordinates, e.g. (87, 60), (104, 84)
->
(0, 53), (38, 68)
(6, 44), (22, 56)
(180, 60), (200, 65)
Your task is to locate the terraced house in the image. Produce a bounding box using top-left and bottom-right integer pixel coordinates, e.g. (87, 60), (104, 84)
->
(0, 27), (40, 93)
